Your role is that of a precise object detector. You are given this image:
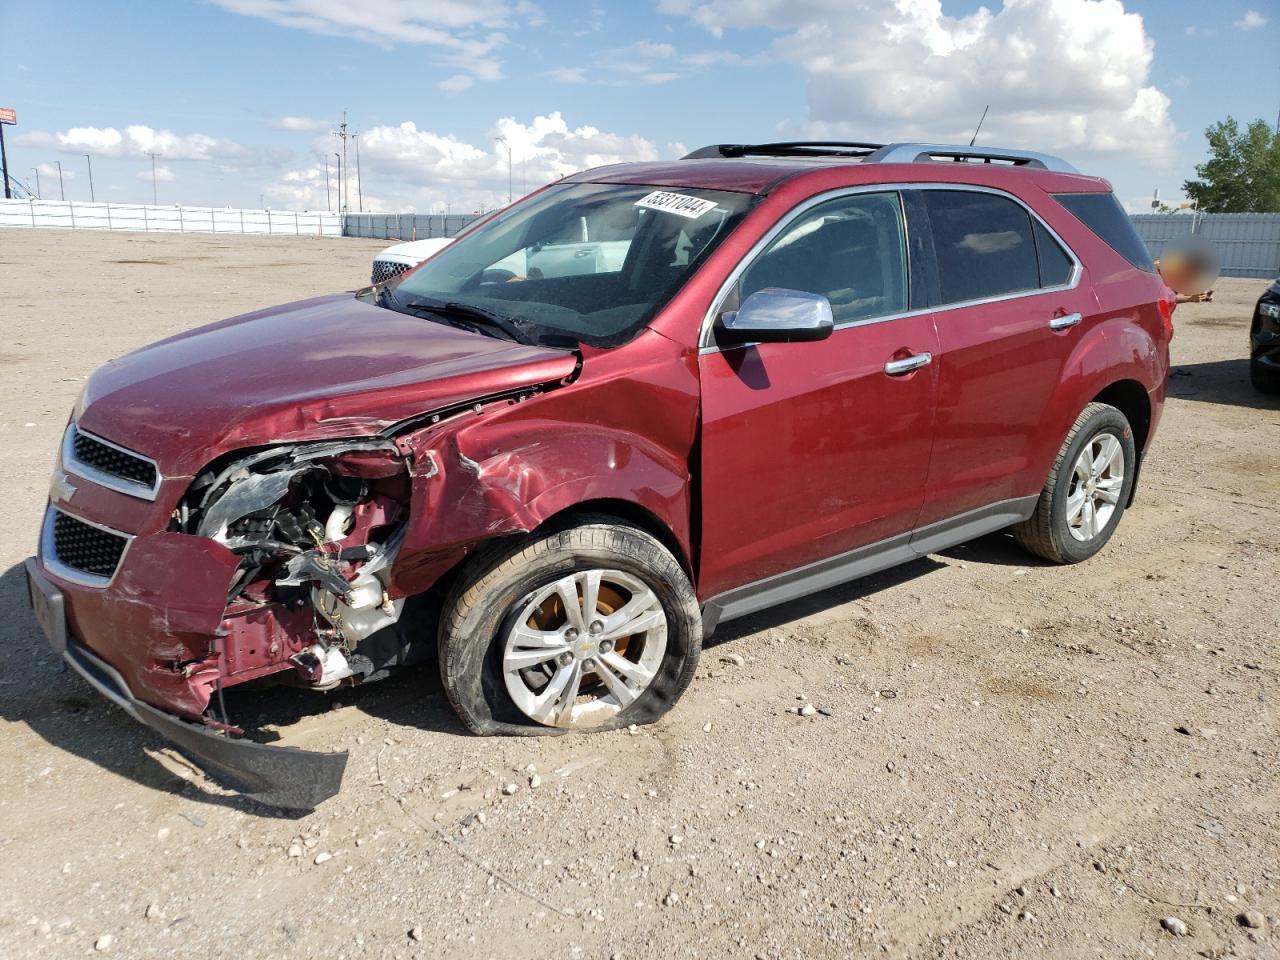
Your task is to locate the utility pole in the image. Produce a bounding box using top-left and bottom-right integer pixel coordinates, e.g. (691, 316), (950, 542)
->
(354, 134), (363, 212)
(84, 154), (95, 202)
(332, 111), (355, 214)
(147, 152), (159, 204)
(325, 154), (331, 210)
(56, 160), (65, 200)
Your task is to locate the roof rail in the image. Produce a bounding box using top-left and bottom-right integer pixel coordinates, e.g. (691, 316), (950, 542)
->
(864, 143), (1078, 173)
(682, 141), (884, 160)
(681, 140), (1078, 173)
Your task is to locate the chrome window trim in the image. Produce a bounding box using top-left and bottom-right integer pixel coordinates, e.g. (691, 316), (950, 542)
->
(698, 182), (1082, 355)
(40, 503), (135, 588)
(63, 423), (162, 501)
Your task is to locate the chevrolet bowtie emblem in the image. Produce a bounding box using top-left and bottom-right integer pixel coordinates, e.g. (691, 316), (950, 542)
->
(49, 470), (77, 504)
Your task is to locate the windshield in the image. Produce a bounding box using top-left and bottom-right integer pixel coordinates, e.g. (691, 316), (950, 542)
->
(386, 182), (754, 348)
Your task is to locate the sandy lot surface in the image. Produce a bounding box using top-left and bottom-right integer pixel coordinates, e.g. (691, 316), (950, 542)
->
(0, 228), (1277, 960)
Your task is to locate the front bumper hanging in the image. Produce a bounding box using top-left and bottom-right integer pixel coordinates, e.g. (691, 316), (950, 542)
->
(24, 557), (348, 811)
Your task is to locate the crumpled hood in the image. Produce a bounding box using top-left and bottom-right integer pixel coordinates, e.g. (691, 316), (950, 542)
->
(76, 293), (577, 476)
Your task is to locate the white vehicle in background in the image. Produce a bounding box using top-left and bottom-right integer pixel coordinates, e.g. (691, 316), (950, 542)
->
(371, 236), (454, 284)
(370, 213), (632, 286)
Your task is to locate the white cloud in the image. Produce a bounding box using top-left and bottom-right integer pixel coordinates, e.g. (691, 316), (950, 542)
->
(209, 0), (519, 79)
(438, 74), (475, 93)
(273, 116), (327, 131)
(136, 165), (176, 182)
(547, 66), (588, 83)
(20, 124), (286, 168)
(272, 111), (671, 212)
(626, 40), (676, 58)
(1234, 9), (1267, 29)
(665, 0), (1177, 167)
(36, 162), (74, 179)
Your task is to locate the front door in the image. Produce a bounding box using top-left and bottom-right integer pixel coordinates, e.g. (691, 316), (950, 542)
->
(697, 190), (939, 599)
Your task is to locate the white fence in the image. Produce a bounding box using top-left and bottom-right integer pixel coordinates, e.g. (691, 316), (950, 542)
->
(0, 199), (342, 236)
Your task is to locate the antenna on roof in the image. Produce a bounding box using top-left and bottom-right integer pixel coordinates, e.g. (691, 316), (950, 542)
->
(969, 105), (990, 147)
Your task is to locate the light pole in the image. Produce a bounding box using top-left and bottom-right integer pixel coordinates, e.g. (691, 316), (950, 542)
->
(32, 167), (40, 198)
(84, 154), (95, 202)
(354, 134), (363, 212)
(55, 160), (65, 200)
(495, 136), (512, 204)
(334, 153), (342, 213)
(325, 155), (331, 211)
(147, 152), (160, 204)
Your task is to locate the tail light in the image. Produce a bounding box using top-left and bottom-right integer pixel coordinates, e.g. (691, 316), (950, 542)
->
(1157, 288), (1176, 341)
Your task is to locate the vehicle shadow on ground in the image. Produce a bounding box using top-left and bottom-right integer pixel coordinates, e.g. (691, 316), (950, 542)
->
(2, 528), (1040, 805)
(1168, 359), (1280, 410)
(706, 530), (1044, 647)
(0, 561), (470, 816)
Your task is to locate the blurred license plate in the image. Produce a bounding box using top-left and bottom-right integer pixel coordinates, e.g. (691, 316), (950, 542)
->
(25, 559), (68, 655)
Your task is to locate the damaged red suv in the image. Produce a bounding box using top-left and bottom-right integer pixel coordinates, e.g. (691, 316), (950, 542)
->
(26, 141), (1173, 808)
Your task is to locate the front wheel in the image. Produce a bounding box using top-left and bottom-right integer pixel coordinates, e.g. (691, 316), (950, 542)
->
(1013, 402), (1137, 564)
(439, 520), (702, 735)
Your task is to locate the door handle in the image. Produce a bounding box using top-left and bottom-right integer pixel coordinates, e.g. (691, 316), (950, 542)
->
(884, 352), (932, 376)
(1049, 312), (1082, 330)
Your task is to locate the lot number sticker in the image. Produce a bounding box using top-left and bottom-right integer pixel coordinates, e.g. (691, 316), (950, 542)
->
(635, 191), (718, 219)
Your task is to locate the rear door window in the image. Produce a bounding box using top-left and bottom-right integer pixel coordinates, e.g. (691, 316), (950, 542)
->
(1053, 192), (1155, 272)
(922, 190), (1040, 305)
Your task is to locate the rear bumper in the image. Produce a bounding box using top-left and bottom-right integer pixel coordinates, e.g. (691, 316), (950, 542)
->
(25, 556), (347, 810)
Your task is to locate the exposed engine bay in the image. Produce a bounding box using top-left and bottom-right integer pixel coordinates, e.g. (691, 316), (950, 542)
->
(173, 438), (419, 711)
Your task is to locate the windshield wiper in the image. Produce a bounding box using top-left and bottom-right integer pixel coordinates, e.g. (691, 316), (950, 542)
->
(397, 296), (536, 345)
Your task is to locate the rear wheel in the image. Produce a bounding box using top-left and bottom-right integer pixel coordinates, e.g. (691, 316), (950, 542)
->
(1013, 402), (1136, 564)
(439, 520), (702, 735)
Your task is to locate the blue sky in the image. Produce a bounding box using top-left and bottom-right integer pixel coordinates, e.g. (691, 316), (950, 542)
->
(1, 0), (1275, 214)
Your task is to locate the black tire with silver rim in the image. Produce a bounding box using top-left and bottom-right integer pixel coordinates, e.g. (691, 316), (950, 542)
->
(439, 519), (702, 735)
(1013, 402), (1137, 564)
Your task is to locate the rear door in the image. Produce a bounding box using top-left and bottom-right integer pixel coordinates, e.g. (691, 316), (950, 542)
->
(907, 187), (1091, 527)
(697, 189), (939, 598)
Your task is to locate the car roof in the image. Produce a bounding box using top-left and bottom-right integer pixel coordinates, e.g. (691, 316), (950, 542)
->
(569, 150), (1111, 197)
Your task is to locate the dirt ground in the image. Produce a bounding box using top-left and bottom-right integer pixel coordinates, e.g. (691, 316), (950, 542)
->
(0, 228), (1276, 960)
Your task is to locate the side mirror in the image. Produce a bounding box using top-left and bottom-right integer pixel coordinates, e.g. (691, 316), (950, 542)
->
(717, 288), (834, 345)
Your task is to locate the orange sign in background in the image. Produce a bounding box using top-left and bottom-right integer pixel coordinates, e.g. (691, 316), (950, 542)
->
(0, 108), (16, 125)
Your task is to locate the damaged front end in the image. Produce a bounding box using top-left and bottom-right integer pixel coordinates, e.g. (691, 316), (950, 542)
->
(179, 438), (417, 696)
(29, 435), (424, 810)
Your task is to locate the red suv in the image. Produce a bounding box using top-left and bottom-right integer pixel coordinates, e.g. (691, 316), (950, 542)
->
(25, 141), (1173, 808)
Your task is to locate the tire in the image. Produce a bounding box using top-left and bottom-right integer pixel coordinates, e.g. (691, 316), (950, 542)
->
(439, 519), (702, 736)
(1013, 402), (1137, 564)
(1250, 360), (1280, 394)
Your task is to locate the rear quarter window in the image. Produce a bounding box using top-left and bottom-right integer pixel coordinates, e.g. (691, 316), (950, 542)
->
(1053, 192), (1155, 273)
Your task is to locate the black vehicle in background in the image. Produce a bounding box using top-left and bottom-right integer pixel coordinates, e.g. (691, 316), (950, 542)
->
(1252, 278), (1280, 393)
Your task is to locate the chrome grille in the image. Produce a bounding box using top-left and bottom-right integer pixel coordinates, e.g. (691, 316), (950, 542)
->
(64, 425), (160, 500)
(73, 428), (157, 487)
(50, 510), (129, 580)
(372, 259), (412, 285)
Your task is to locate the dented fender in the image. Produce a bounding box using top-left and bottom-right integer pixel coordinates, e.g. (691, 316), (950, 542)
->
(389, 330), (701, 595)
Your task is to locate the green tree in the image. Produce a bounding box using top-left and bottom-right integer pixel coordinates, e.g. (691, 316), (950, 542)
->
(1183, 117), (1280, 213)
